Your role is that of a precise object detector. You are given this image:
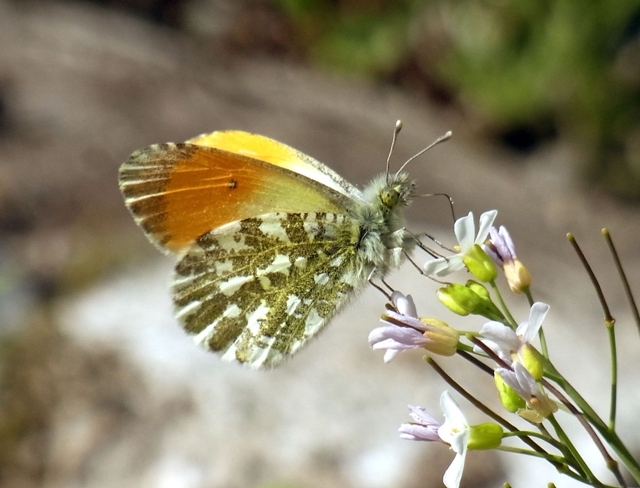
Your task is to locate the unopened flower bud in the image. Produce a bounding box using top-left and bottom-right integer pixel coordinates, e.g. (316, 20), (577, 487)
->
(485, 226), (532, 294)
(465, 281), (505, 321)
(495, 372), (526, 413)
(504, 259), (532, 294)
(438, 283), (504, 322)
(419, 318), (460, 356)
(438, 284), (481, 316)
(467, 423), (503, 450)
(462, 244), (498, 283)
(519, 343), (543, 380)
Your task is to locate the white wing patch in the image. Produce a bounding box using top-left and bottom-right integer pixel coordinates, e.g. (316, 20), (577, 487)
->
(172, 212), (367, 368)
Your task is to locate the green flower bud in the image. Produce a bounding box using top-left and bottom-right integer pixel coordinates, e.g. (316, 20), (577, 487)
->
(466, 280), (491, 301)
(438, 283), (504, 322)
(495, 372), (525, 413)
(437, 284), (481, 316)
(462, 244), (498, 283)
(519, 344), (543, 380)
(467, 423), (504, 450)
(465, 281), (505, 322)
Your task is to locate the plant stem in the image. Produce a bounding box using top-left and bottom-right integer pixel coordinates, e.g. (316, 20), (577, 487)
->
(602, 229), (640, 338)
(490, 280), (518, 329)
(607, 320), (618, 431)
(543, 378), (628, 486)
(547, 414), (603, 486)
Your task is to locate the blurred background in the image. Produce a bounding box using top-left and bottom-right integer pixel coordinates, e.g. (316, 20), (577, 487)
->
(1, 0), (639, 487)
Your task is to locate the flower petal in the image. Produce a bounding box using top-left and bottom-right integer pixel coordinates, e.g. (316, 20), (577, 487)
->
(443, 449), (467, 488)
(407, 405), (440, 426)
(479, 321), (520, 354)
(513, 362), (538, 392)
(495, 367), (527, 400)
(498, 226), (516, 258)
(424, 256), (465, 277)
(475, 210), (498, 244)
(384, 349), (402, 363)
(439, 391), (468, 441)
(454, 212), (475, 251)
(370, 325), (427, 348)
(383, 310), (427, 332)
(398, 423), (441, 442)
(517, 302), (550, 343)
(392, 291), (418, 317)
(399, 405), (442, 441)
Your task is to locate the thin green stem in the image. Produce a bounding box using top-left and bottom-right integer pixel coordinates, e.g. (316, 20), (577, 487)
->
(503, 430), (564, 450)
(602, 228), (640, 337)
(607, 321), (618, 431)
(537, 422), (584, 476)
(427, 356), (509, 428)
(569, 231), (619, 429)
(490, 280), (518, 329)
(496, 446), (596, 484)
(537, 325), (550, 359)
(545, 367), (640, 483)
(524, 288), (535, 307)
(496, 445), (565, 465)
(565, 233), (640, 483)
(566, 233), (614, 323)
(543, 379), (627, 487)
(547, 414), (602, 486)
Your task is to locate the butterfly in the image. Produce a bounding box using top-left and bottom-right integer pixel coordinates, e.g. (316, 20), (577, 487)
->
(119, 126), (448, 369)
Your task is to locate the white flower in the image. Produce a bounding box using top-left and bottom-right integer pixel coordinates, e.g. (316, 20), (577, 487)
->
(478, 302), (549, 365)
(438, 391), (470, 488)
(398, 392), (470, 488)
(424, 210), (498, 277)
(399, 392), (500, 488)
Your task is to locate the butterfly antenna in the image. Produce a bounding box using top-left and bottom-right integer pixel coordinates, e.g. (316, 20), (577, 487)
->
(395, 130), (452, 176)
(385, 120), (403, 185)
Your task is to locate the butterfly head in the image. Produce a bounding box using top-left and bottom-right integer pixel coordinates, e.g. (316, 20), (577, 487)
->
(379, 172), (415, 209)
(363, 171), (416, 213)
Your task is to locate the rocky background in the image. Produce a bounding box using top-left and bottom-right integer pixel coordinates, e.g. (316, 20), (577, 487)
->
(0, 1), (639, 488)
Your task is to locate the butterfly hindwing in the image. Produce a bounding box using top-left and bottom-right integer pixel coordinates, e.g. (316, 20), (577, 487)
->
(172, 211), (368, 368)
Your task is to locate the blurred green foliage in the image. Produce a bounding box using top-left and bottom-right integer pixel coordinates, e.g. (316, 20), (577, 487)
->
(266, 0), (640, 199)
(270, 0), (423, 75)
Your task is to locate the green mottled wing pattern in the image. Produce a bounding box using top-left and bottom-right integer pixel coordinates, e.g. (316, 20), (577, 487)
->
(172, 212), (367, 368)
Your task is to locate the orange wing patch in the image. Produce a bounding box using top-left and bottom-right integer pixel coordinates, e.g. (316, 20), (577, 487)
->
(119, 143), (348, 254)
(188, 131), (359, 197)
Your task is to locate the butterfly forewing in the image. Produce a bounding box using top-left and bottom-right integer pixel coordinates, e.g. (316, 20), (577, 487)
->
(119, 143), (351, 253)
(172, 211), (367, 368)
(187, 131), (362, 199)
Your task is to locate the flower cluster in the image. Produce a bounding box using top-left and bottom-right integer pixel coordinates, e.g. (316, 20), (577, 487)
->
(369, 210), (640, 488)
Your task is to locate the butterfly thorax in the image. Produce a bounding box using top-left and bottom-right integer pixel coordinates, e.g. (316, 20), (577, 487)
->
(352, 172), (415, 273)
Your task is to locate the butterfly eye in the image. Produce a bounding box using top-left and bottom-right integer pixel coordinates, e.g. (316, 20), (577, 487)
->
(380, 188), (400, 207)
